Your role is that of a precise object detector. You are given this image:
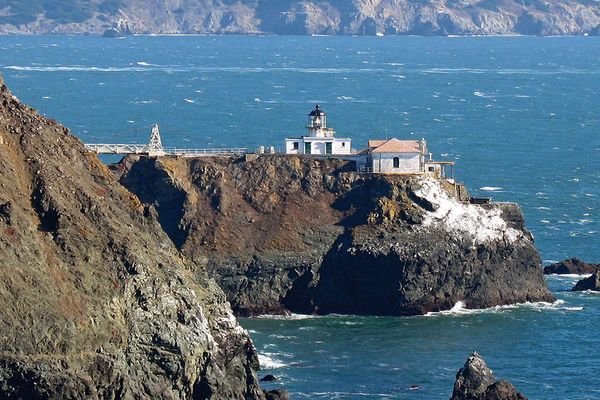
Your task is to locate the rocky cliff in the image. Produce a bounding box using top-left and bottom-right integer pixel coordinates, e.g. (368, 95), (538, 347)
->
(0, 75), (265, 399)
(118, 154), (554, 317)
(1, 0), (600, 36)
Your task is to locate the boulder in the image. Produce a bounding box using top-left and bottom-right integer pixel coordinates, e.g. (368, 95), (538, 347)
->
(544, 258), (600, 275)
(572, 272), (600, 292)
(451, 352), (527, 400)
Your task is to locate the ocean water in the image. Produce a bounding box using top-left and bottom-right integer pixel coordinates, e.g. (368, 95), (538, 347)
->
(1, 35), (598, 399)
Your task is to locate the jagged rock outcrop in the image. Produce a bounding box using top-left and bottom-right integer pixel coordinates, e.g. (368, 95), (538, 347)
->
(102, 18), (133, 37)
(1, 1), (599, 36)
(543, 257), (600, 275)
(572, 272), (600, 292)
(451, 352), (527, 400)
(118, 154), (554, 317)
(0, 75), (265, 398)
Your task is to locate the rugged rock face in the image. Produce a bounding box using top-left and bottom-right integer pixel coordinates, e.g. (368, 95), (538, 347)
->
(118, 154), (554, 317)
(451, 352), (527, 400)
(0, 76), (265, 398)
(572, 272), (600, 292)
(543, 257), (600, 275)
(1, 0), (599, 36)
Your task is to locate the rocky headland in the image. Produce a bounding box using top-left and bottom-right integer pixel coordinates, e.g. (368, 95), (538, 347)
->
(1, 0), (599, 36)
(451, 352), (527, 400)
(543, 257), (600, 275)
(0, 75), (266, 398)
(117, 154), (554, 317)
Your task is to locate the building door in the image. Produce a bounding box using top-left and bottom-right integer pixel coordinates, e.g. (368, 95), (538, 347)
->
(325, 142), (332, 155)
(393, 157), (400, 168)
(304, 142), (311, 154)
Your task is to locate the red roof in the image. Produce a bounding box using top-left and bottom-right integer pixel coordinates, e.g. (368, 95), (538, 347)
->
(370, 138), (422, 154)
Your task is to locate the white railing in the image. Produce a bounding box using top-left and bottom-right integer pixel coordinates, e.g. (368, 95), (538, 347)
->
(85, 143), (149, 154)
(85, 143), (248, 157)
(163, 147), (248, 156)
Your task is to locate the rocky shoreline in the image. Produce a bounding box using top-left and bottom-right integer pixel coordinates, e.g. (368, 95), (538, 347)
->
(117, 154), (554, 317)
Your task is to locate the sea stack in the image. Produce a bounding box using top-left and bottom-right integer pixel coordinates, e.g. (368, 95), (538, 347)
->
(451, 352), (527, 400)
(118, 154), (554, 316)
(0, 77), (264, 398)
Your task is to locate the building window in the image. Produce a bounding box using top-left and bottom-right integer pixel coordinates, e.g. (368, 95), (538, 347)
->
(293, 142), (299, 150)
(428, 166), (435, 172)
(393, 157), (400, 168)
(342, 142), (346, 147)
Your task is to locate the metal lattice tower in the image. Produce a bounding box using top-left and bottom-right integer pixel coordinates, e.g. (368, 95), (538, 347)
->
(148, 124), (164, 156)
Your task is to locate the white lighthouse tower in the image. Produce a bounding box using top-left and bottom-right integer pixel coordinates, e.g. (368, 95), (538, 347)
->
(284, 105), (352, 155)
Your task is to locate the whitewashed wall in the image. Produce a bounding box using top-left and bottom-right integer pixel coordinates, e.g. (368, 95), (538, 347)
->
(284, 138), (352, 155)
(372, 153), (421, 173)
(285, 138), (301, 154)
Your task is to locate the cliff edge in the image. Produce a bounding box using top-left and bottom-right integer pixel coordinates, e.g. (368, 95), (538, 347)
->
(0, 76), (264, 398)
(118, 154), (554, 317)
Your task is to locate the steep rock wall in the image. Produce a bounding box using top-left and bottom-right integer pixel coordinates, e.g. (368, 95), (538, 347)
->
(0, 75), (265, 399)
(119, 154), (554, 317)
(1, 0), (599, 35)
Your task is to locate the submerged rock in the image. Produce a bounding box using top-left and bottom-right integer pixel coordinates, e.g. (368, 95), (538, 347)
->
(451, 352), (527, 400)
(572, 272), (600, 292)
(0, 76), (264, 398)
(544, 258), (600, 275)
(118, 155), (554, 317)
(264, 389), (289, 400)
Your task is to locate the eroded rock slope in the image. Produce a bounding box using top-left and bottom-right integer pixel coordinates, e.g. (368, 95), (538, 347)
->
(119, 154), (554, 317)
(0, 75), (265, 399)
(1, 0), (599, 36)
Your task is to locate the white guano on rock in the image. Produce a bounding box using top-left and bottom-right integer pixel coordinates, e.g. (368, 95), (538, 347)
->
(414, 179), (522, 245)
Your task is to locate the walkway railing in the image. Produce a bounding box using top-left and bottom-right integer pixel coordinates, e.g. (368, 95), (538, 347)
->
(85, 143), (149, 154)
(163, 147), (248, 156)
(85, 143), (248, 157)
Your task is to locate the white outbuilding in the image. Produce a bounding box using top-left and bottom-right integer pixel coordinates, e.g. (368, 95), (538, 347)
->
(284, 105), (352, 155)
(367, 138), (427, 174)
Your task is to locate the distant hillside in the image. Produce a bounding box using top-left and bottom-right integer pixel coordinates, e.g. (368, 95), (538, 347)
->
(1, 0), (600, 36)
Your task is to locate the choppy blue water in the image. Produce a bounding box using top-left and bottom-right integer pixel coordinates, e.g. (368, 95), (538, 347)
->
(1, 35), (598, 399)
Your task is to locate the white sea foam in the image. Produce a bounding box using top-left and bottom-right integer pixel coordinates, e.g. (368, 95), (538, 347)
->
(479, 186), (503, 191)
(258, 353), (287, 369)
(547, 273), (592, 279)
(255, 313), (319, 320)
(414, 179), (521, 244)
(425, 299), (582, 317)
(184, 98), (196, 104)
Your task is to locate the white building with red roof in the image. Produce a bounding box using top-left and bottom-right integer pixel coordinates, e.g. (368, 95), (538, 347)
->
(366, 138), (427, 173)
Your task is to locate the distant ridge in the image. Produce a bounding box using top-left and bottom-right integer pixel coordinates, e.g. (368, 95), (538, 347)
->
(1, 0), (599, 36)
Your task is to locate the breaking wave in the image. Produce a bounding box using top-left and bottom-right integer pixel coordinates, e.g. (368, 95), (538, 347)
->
(425, 299), (582, 317)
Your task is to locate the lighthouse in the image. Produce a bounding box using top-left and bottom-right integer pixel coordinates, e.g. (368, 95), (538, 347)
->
(284, 105), (352, 155)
